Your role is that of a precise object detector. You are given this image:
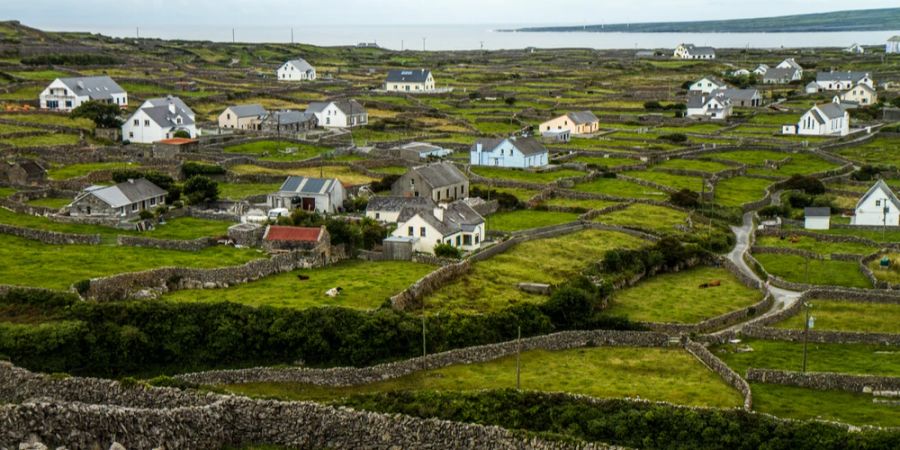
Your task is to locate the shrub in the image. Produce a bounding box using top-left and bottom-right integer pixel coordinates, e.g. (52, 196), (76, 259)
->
(643, 101), (663, 111)
(434, 243), (462, 259)
(172, 130), (192, 139)
(783, 175), (825, 195)
(70, 101), (123, 128)
(21, 54), (121, 66)
(183, 176), (219, 205)
(370, 174), (400, 193)
(138, 210), (154, 221)
(669, 189), (700, 208)
(181, 162), (226, 179)
(658, 133), (688, 143)
(470, 186), (522, 211)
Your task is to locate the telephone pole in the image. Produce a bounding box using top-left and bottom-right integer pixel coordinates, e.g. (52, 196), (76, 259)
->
(232, 28), (235, 43)
(291, 27), (294, 44)
(136, 27), (140, 39)
(515, 326), (522, 390)
(422, 37), (426, 51)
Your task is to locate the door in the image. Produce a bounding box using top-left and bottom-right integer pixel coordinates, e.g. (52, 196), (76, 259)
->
(301, 197), (316, 211)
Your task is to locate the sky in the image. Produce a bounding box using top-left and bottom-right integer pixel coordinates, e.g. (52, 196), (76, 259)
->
(5, 0), (900, 27)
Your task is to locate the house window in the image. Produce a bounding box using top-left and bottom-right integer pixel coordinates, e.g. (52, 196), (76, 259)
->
(408, 226), (414, 236)
(129, 132), (134, 138)
(144, 120), (150, 127)
(456, 235), (461, 246)
(876, 200), (882, 207)
(133, 119), (139, 126)
(375, 213), (380, 219)
(463, 234), (472, 246)
(475, 234), (480, 244)
(420, 227), (426, 237)
(132, 204), (138, 212)
(150, 198), (156, 206)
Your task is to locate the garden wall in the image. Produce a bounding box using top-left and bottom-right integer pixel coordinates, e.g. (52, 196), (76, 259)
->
(684, 340), (752, 410)
(746, 368), (900, 394)
(0, 223), (100, 245)
(116, 235), (217, 252)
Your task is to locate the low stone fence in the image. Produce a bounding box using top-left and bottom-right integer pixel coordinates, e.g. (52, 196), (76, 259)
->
(0, 223), (100, 245)
(117, 235), (217, 252)
(751, 245), (824, 261)
(757, 227), (890, 248)
(175, 330), (669, 386)
(746, 368), (900, 394)
(390, 260), (472, 311)
(84, 250), (335, 302)
(684, 340), (752, 410)
(645, 294), (774, 336)
(617, 173), (675, 194)
(743, 325), (900, 345)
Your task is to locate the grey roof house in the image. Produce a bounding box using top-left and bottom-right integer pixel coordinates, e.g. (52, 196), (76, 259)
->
(260, 110), (318, 134)
(69, 178), (167, 219)
(391, 162), (469, 203)
(40, 75), (128, 111)
(267, 176), (347, 214)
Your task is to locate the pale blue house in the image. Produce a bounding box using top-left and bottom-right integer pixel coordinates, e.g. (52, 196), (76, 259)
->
(469, 137), (549, 168)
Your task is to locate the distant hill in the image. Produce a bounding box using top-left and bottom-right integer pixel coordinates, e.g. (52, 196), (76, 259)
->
(504, 8), (900, 33)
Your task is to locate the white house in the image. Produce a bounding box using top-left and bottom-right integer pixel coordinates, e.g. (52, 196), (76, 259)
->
(776, 58), (803, 77)
(804, 207), (831, 230)
(267, 176), (347, 214)
(844, 43), (865, 54)
(391, 200), (485, 255)
(782, 103), (849, 137)
(673, 43), (715, 60)
(717, 88), (763, 108)
(122, 96), (197, 144)
(218, 104), (267, 130)
(837, 83), (878, 108)
(277, 58), (316, 81)
(851, 180), (900, 226)
(470, 137), (549, 168)
(39, 76), (127, 112)
(730, 69), (751, 77)
(305, 99), (368, 129)
(763, 68), (802, 84)
(688, 76), (729, 94)
(68, 178), (167, 219)
(815, 71), (873, 91)
(384, 69), (435, 93)
(887, 36), (900, 54)
(686, 92), (732, 120)
(366, 196), (435, 223)
(753, 64), (769, 76)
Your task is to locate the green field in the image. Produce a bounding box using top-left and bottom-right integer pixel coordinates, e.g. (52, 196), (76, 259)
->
(223, 140), (331, 161)
(755, 235), (876, 256)
(0, 233), (261, 290)
(607, 266), (762, 324)
(754, 253), (871, 289)
(471, 184), (541, 202)
(714, 339), (900, 377)
(571, 177), (666, 200)
(486, 210), (580, 232)
(165, 260), (435, 310)
(774, 299), (900, 334)
(655, 158), (731, 173)
(571, 155), (639, 168)
(713, 177), (772, 207)
(868, 254), (900, 285)
(628, 170), (705, 192)
(222, 346), (743, 408)
(25, 197), (70, 209)
(834, 136), (900, 167)
(539, 197), (618, 211)
(472, 167), (586, 185)
(752, 383), (900, 428)
(593, 203), (689, 233)
(1, 133), (80, 148)
(426, 229), (647, 314)
(229, 165), (376, 185)
(47, 162), (141, 180)
(218, 182), (282, 200)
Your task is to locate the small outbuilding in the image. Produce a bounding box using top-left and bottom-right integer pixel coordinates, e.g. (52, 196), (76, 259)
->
(804, 207), (831, 230)
(263, 225), (330, 252)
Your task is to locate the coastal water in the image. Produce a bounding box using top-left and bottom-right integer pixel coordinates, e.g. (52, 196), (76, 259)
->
(41, 23), (900, 51)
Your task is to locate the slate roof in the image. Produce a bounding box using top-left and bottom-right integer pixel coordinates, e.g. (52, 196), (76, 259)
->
(856, 180), (900, 211)
(817, 71), (869, 83)
(84, 178), (166, 208)
(566, 110), (599, 124)
(227, 104), (267, 118)
(696, 76), (727, 86)
(306, 99), (366, 116)
(277, 176), (340, 195)
(367, 196), (435, 213)
(815, 103), (847, 120)
(397, 200), (483, 236)
(56, 76), (125, 100)
(283, 58), (314, 73)
(142, 105), (195, 128)
(386, 69), (431, 83)
(399, 142), (445, 154)
(409, 162), (467, 189)
(143, 96), (193, 117)
(264, 225), (323, 242)
(804, 207), (831, 217)
(779, 58), (802, 70)
(763, 68), (799, 82)
(718, 88), (759, 102)
(681, 44), (715, 56)
(471, 137), (548, 157)
(264, 110), (316, 125)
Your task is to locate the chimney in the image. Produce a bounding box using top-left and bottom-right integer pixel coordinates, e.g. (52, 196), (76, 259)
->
(433, 207), (444, 221)
(475, 143), (482, 152)
(127, 178), (135, 184)
(168, 103), (176, 114)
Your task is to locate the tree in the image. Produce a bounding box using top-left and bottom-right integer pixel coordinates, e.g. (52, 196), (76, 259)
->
(434, 243), (462, 259)
(504, 96), (517, 106)
(70, 101), (123, 128)
(172, 130), (192, 139)
(783, 175), (825, 195)
(182, 176), (219, 205)
(669, 189), (700, 208)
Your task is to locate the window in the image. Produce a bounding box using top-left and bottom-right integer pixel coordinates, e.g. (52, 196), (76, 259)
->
(150, 198), (156, 206)
(129, 132), (133, 138)
(144, 120), (150, 127)
(408, 226), (414, 236)
(475, 234), (480, 244)
(375, 213), (380, 219)
(420, 227), (426, 237)
(133, 119), (139, 126)
(877, 200), (882, 207)
(132, 204), (138, 212)
(463, 234), (472, 246)
(456, 236), (461, 246)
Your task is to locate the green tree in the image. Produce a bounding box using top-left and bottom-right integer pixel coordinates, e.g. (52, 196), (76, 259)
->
(70, 100), (123, 128)
(172, 130), (192, 139)
(182, 176), (219, 205)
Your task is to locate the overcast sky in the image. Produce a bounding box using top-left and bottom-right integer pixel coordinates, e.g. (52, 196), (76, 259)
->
(6, 0), (900, 27)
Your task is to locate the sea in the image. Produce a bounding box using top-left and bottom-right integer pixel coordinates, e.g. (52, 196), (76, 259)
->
(37, 24), (900, 51)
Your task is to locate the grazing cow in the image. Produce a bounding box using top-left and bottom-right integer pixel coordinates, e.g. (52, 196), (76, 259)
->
(325, 287), (344, 297)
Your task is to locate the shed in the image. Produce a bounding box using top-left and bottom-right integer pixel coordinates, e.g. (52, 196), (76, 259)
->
(804, 207), (831, 230)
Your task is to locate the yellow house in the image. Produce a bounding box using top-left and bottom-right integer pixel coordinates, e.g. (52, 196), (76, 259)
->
(218, 104), (267, 130)
(840, 84), (878, 107)
(539, 111), (600, 136)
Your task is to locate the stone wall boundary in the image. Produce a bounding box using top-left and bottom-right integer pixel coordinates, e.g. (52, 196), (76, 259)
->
(684, 339), (752, 410)
(742, 325), (900, 345)
(117, 235), (217, 252)
(0, 223), (101, 245)
(746, 368), (900, 394)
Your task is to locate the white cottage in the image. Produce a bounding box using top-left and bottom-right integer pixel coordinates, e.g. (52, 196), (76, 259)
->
(391, 200), (485, 255)
(39, 76), (127, 112)
(277, 59), (316, 81)
(887, 36), (900, 54)
(384, 69), (435, 93)
(673, 44), (715, 60)
(267, 176), (347, 214)
(470, 137), (549, 168)
(305, 99), (367, 129)
(852, 180), (900, 226)
(688, 76), (729, 94)
(815, 71), (873, 91)
(686, 92), (732, 120)
(783, 103), (849, 137)
(121, 96), (197, 144)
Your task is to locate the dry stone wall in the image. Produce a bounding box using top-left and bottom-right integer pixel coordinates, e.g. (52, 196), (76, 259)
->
(746, 368), (900, 394)
(116, 235), (216, 251)
(684, 340), (752, 410)
(0, 223), (100, 245)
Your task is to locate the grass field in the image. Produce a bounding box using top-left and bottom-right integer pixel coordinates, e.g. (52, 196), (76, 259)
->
(751, 383), (900, 428)
(0, 233), (261, 290)
(571, 177), (666, 200)
(426, 229), (647, 314)
(704, 150), (791, 166)
(218, 182), (282, 200)
(471, 167), (586, 185)
(0, 133), (80, 148)
(47, 162), (141, 180)
(833, 136), (900, 167)
(714, 338), (900, 377)
(571, 155), (639, 168)
(655, 158), (731, 173)
(486, 210), (580, 232)
(229, 165), (376, 185)
(165, 260), (435, 310)
(593, 203), (689, 233)
(539, 197), (618, 211)
(471, 184), (540, 202)
(606, 266), (762, 324)
(867, 254), (900, 285)
(774, 299), (900, 334)
(754, 253), (871, 289)
(221, 346), (743, 408)
(713, 177), (772, 207)
(754, 235), (877, 256)
(25, 197), (70, 209)
(0, 113), (95, 130)
(627, 170), (705, 192)
(223, 140), (331, 161)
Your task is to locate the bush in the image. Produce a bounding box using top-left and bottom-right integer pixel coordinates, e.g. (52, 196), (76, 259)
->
(138, 210), (154, 220)
(183, 175), (219, 205)
(370, 174), (400, 193)
(783, 175), (825, 195)
(852, 165), (887, 181)
(658, 133), (688, 143)
(759, 204), (790, 218)
(181, 162), (226, 179)
(172, 130), (192, 139)
(643, 101), (663, 111)
(669, 189), (700, 208)
(434, 243), (462, 259)
(21, 54), (121, 66)
(470, 186), (522, 211)
(70, 101), (123, 128)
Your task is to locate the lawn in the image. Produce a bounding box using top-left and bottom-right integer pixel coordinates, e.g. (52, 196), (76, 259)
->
(222, 346), (742, 408)
(790, 225), (900, 244)
(47, 162), (141, 180)
(834, 136), (900, 167)
(486, 210), (580, 232)
(0, 114), (94, 130)
(471, 167), (586, 185)
(229, 165), (376, 185)
(425, 229), (647, 314)
(164, 260), (435, 310)
(0, 133), (80, 148)
(774, 299), (900, 334)
(746, 153), (840, 178)
(628, 171), (705, 192)
(713, 177), (772, 208)
(218, 182), (282, 200)
(751, 383), (900, 428)
(571, 177), (666, 200)
(655, 159), (731, 173)
(540, 197), (618, 211)
(704, 150), (791, 166)
(593, 203), (689, 233)
(754, 235), (876, 256)
(471, 184), (541, 202)
(25, 197), (71, 209)
(223, 140), (332, 161)
(713, 338), (900, 377)
(0, 233), (261, 290)
(571, 155), (639, 168)
(606, 266), (762, 324)
(0, 187), (15, 198)
(753, 253), (871, 289)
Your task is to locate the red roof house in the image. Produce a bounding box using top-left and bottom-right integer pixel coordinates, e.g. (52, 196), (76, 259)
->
(263, 225), (330, 251)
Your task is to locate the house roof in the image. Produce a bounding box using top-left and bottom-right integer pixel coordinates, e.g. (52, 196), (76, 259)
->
(695, 76), (727, 86)
(55, 76), (125, 100)
(888, 36), (900, 42)
(817, 71), (869, 83)
(283, 58), (314, 72)
(306, 99), (366, 116)
(156, 138), (197, 145)
(804, 207), (831, 217)
(856, 180), (900, 212)
(566, 111), (599, 124)
(815, 103), (847, 120)
(408, 162), (467, 189)
(680, 44), (715, 55)
(779, 58), (802, 70)
(386, 69), (432, 83)
(264, 225), (323, 242)
(227, 104), (267, 118)
(471, 137), (548, 157)
(718, 88), (759, 102)
(85, 178), (166, 208)
(264, 110), (316, 125)
(141, 105), (195, 128)
(367, 196), (435, 213)
(763, 68), (799, 81)
(277, 176), (340, 195)
(397, 200), (483, 236)
(399, 142), (445, 154)
(143, 96), (193, 116)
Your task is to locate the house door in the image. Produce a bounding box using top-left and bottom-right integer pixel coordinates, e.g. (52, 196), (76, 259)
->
(301, 197), (316, 211)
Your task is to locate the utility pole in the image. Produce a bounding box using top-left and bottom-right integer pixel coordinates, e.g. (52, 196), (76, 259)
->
(421, 298), (427, 369)
(802, 302), (812, 372)
(291, 28), (294, 44)
(136, 27), (140, 39)
(515, 325), (521, 390)
(422, 37), (426, 52)
(480, 41), (484, 51)
(232, 28), (235, 43)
